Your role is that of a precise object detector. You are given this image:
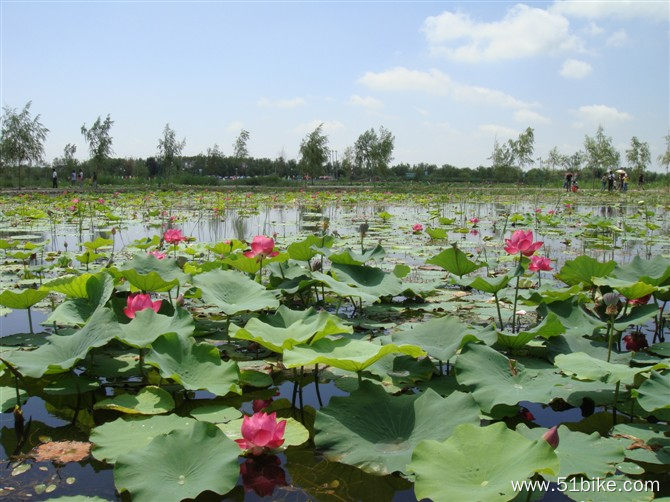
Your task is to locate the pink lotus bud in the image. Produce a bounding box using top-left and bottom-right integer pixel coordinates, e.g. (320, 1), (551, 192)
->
(542, 426), (559, 449)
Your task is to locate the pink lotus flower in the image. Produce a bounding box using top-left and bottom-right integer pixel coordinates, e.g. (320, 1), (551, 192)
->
(623, 332), (648, 352)
(412, 224), (423, 233)
(470, 229), (479, 236)
(543, 426), (559, 449)
(252, 398), (273, 413)
(97, 198), (105, 204)
(548, 210), (556, 215)
(244, 236), (279, 259)
(163, 228), (186, 245)
(534, 208), (542, 214)
(72, 198), (80, 204)
(565, 203), (572, 210)
(148, 250), (166, 260)
(529, 255), (553, 272)
(627, 294), (651, 306)
(504, 230), (543, 256)
(469, 217), (479, 225)
(123, 293), (162, 319)
(235, 412), (286, 455)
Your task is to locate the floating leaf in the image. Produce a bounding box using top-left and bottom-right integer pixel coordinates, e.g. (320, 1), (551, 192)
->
(193, 269), (279, 315)
(314, 382), (479, 475)
(189, 404), (242, 423)
(330, 263), (406, 298)
(408, 422), (558, 502)
(32, 440), (91, 463)
(114, 421), (239, 502)
(93, 386), (175, 415)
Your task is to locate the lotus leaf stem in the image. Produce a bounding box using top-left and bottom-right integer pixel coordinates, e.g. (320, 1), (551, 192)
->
(314, 364), (323, 407)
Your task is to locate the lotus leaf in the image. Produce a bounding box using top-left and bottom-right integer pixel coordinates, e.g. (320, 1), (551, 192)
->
(0, 288), (48, 309)
(116, 308), (194, 348)
(556, 255), (616, 287)
(93, 386), (175, 415)
(634, 371), (670, 412)
(193, 269), (279, 315)
(46, 273), (114, 326)
(426, 244), (483, 277)
(554, 352), (666, 385)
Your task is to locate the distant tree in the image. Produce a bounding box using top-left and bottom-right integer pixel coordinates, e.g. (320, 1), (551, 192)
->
(508, 127), (535, 170)
(341, 146), (356, 179)
(146, 157), (160, 177)
(299, 123), (329, 182)
(354, 126), (395, 179)
(659, 134), (670, 174)
(489, 139), (514, 168)
(0, 101), (49, 187)
(157, 123), (186, 178)
(233, 129), (250, 159)
(546, 146), (568, 171)
(81, 115), (114, 176)
(583, 125), (620, 178)
(625, 136), (651, 178)
(63, 143), (77, 169)
(205, 144), (223, 175)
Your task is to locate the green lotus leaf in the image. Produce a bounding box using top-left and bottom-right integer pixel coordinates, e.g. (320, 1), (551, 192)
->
(648, 342), (670, 357)
(426, 244), (483, 278)
(206, 239), (247, 256)
(496, 312), (565, 349)
(390, 315), (496, 362)
(538, 299), (606, 337)
(145, 332), (241, 396)
(75, 251), (105, 264)
(239, 369), (273, 387)
(408, 422), (558, 502)
(310, 271), (379, 302)
(46, 273), (114, 326)
(556, 255), (616, 287)
(282, 337), (425, 372)
(612, 255), (670, 287)
(45, 272), (101, 298)
(467, 274), (511, 294)
(193, 269), (279, 315)
(330, 263), (406, 298)
(564, 475), (655, 502)
(223, 251), (288, 274)
(90, 414), (197, 463)
(425, 227), (447, 240)
(39, 372), (100, 395)
(122, 269), (179, 293)
(611, 423), (670, 466)
(189, 404), (242, 423)
(119, 253), (187, 283)
(114, 421), (239, 502)
(0, 288), (48, 309)
(393, 263), (411, 278)
(592, 277), (657, 300)
(613, 303), (660, 331)
(3, 308), (122, 378)
(218, 416), (308, 450)
(554, 352), (666, 385)
(314, 381), (479, 475)
(522, 284), (585, 305)
(93, 386), (175, 415)
(287, 234), (334, 262)
(516, 424), (624, 479)
(327, 244), (386, 265)
(230, 305), (352, 353)
(634, 371), (670, 412)
(116, 308), (194, 348)
(82, 236), (113, 251)
(0, 386), (27, 411)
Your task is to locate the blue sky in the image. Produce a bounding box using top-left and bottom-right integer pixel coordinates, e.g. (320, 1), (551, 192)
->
(2, 1), (668, 169)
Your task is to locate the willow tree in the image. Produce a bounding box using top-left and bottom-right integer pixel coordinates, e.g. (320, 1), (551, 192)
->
(299, 123), (328, 182)
(81, 115), (114, 177)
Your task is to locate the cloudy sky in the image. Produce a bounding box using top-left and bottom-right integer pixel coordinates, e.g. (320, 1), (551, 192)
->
(2, 1), (668, 170)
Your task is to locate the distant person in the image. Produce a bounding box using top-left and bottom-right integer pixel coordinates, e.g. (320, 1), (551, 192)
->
(565, 172), (573, 192)
(607, 171), (614, 191)
(78, 169), (84, 184)
(71, 170), (77, 186)
(92, 171), (98, 189)
(638, 173), (644, 188)
(619, 172), (626, 192)
(52, 168), (58, 188)
(622, 173), (629, 192)
(601, 174), (607, 190)
(571, 177), (579, 193)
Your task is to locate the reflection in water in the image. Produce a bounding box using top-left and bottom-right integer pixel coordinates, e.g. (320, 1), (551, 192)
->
(240, 454), (288, 497)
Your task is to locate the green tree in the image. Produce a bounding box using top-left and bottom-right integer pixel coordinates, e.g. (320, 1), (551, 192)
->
(299, 123), (329, 182)
(583, 125), (620, 178)
(0, 101), (49, 187)
(157, 123), (186, 179)
(81, 115), (114, 176)
(488, 139), (514, 168)
(509, 127), (535, 170)
(546, 146), (567, 171)
(659, 134), (670, 189)
(233, 129), (250, 159)
(354, 126), (395, 180)
(625, 136), (651, 178)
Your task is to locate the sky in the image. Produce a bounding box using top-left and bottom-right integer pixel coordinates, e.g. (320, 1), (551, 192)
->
(1, 0), (669, 170)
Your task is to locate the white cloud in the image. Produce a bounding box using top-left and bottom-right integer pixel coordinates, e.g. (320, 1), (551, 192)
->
(293, 120), (344, 136)
(225, 121), (244, 133)
(478, 124), (518, 139)
(514, 109), (551, 124)
(552, 0), (669, 20)
(414, 107), (429, 116)
(358, 67), (534, 109)
(348, 94), (383, 109)
(574, 104), (632, 126)
(585, 21), (604, 36)
(257, 97), (307, 109)
(606, 29), (629, 47)
(422, 4), (581, 62)
(560, 58), (593, 79)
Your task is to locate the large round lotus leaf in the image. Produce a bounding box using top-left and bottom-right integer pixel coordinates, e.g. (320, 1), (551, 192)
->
(282, 337), (425, 372)
(554, 352), (666, 385)
(45, 272), (110, 299)
(218, 416), (308, 451)
(145, 332), (241, 396)
(330, 263), (406, 298)
(314, 381), (480, 475)
(193, 269), (279, 315)
(390, 315), (496, 362)
(93, 386), (175, 415)
(592, 277), (657, 300)
(122, 269), (179, 293)
(496, 312), (565, 349)
(555, 255), (616, 287)
(114, 421), (239, 502)
(310, 271), (379, 302)
(408, 422), (559, 502)
(539, 299), (606, 337)
(119, 253), (186, 283)
(327, 244), (385, 265)
(46, 274), (114, 326)
(635, 371), (670, 412)
(287, 234), (334, 262)
(455, 343), (610, 413)
(426, 245), (483, 277)
(3, 308), (122, 378)
(611, 423), (670, 466)
(613, 303), (663, 331)
(230, 305), (352, 353)
(90, 414), (197, 463)
(189, 404), (242, 423)
(565, 475), (655, 502)
(516, 424), (624, 479)
(612, 255), (670, 286)
(116, 308), (194, 348)
(0, 288), (48, 309)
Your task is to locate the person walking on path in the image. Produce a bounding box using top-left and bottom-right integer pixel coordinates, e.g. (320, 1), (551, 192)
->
(52, 168), (58, 188)
(71, 170), (77, 186)
(564, 172), (573, 192)
(78, 169), (84, 185)
(607, 171), (615, 192)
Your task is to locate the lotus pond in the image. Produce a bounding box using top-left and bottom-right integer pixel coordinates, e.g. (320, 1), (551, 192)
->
(0, 188), (669, 502)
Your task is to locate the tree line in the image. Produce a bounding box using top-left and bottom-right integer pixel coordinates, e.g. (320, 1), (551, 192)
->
(2, 101), (670, 187)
